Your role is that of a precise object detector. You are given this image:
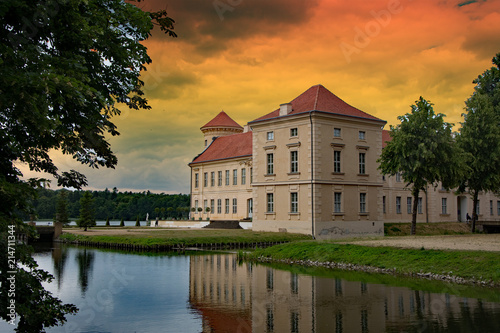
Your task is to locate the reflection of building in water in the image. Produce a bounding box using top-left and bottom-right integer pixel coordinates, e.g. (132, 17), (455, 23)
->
(190, 254), (500, 332)
(189, 254), (253, 332)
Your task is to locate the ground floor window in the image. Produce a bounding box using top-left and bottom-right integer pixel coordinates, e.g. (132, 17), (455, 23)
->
(334, 192), (342, 213)
(267, 193), (274, 213)
(290, 192), (298, 213)
(442, 198), (447, 214)
(407, 197), (412, 214)
(396, 197), (401, 214)
(359, 193), (366, 213)
(418, 197), (423, 214)
(232, 198), (237, 214)
(225, 199), (230, 214)
(217, 199), (222, 214)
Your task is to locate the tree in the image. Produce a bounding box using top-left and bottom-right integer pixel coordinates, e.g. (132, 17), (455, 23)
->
(1, 1), (175, 330)
(378, 97), (464, 235)
(77, 191), (96, 231)
(135, 216), (140, 227)
(54, 190), (70, 226)
(457, 53), (500, 232)
(120, 217), (125, 227)
(105, 217), (110, 226)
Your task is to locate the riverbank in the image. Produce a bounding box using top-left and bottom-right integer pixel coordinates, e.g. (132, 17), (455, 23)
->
(244, 238), (500, 287)
(58, 228), (312, 249)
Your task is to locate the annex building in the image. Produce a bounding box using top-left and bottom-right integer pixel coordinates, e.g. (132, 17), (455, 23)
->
(188, 85), (500, 239)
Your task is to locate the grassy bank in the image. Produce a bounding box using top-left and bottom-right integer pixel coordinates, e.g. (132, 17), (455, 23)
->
(384, 222), (471, 236)
(245, 241), (500, 286)
(59, 229), (312, 247)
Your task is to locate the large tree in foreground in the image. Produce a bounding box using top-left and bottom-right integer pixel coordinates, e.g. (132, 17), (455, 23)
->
(378, 97), (464, 235)
(0, 0), (175, 330)
(457, 53), (500, 232)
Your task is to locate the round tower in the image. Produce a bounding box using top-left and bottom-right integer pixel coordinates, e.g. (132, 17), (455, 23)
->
(200, 111), (243, 147)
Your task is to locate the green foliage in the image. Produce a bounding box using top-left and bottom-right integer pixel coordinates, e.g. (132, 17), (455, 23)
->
(1, 0), (176, 330)
(24, 188), (190, 221)
(457, 52), (500, 231)
(77, 192), (96, 231)
(378, 97), (464, 234)
(105, 217), (110, 226)
(119, 217), (124, 227)
(135, 217), (140, 227)
(54, 190), (70, 226)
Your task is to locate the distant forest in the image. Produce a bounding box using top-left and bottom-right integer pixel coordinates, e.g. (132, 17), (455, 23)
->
(28, 187), (191, 221)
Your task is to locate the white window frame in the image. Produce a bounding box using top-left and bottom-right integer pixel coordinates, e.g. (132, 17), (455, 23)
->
(267, 193), (274, 213)
(290, 192), (298, 213)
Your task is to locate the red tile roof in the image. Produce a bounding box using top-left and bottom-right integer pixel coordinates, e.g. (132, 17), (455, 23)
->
(382, 130), (392, 148)
(201, 111), (243, 130)
(190, 131), (252, 165)
(251, 84), (385, 123)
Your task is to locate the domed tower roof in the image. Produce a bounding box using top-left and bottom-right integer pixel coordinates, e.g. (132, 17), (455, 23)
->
(200, 111), (243, 147)
(201, 111), (243, 131)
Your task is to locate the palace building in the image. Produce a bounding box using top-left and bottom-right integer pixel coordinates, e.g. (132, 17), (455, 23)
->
(188, 85), (499, 239)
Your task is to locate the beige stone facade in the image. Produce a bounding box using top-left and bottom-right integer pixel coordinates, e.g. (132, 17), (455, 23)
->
(188, 85), (500, 238)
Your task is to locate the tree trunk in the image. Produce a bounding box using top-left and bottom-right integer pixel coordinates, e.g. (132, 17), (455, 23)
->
(411, 187), (420, 235)
(471, 191), (479, 233)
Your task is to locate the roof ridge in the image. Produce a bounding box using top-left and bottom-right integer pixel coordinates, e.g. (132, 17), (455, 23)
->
(313, 85), (321, 110)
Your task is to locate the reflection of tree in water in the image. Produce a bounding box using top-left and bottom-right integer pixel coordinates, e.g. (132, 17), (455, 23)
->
(52, 244), (69, 290)
(76, 249), (95, 295)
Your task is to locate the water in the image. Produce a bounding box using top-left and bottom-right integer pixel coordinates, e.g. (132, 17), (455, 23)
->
(2, 244), (500, 332)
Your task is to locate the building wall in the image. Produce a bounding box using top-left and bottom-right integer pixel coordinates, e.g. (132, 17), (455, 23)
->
(190, 157), (253, 221)
(250, 112), (385, 239)
(383, 175), (500, 224)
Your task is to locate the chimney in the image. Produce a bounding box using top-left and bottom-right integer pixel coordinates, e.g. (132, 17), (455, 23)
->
(279, 103), (292, 116)
(243, 125), (250, 133)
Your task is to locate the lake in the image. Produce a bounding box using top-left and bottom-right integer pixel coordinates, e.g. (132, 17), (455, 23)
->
(2, 243), (500, 332)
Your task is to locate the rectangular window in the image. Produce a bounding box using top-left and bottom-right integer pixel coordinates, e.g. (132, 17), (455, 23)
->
(475, 200), (480, 215)
(218, 171), (222, 186)
(290, 151), (298, 173)
(290, 192), (298, 213)
(232, 198), (237, 214)
(334, 128), (341, 137)
(396, 172), (401, 182)
(290, 128), (298, 137)
(195, 173), (199, 188)
(233, 169), (237, 185)
(241, 168), (246, 185)
(334, 151), (341, 173)
(204, 172), (208, 187)
(267, 131), (274, 141)
(250, 168), (253, 183)
(225, 199), (230, 214)
(217, 199), (222, 214)
(396, 197), (401, 214)
(359, 153), (366, 174)
(210, 199), (215, 214)
(267, 153), (274, 175)
(383, 196), (386, 214)
(195, 200), (199, 210)
(225, 170), (230, 186)
(407, 197), (412, 214)
(210, 172), (215, 187)
(490, 200), (493, 215)
(497, 201), (500, 216)
(267, 193), (274, 213)
(360, 193), (366, 213)
(442, 198), (447, 215)
(334, 192), (342, 213)
(418, 197), (423, 214)
(203, 200), (207, 211)
(359, 131), (366, 140)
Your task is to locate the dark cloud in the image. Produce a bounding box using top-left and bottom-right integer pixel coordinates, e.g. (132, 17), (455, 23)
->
(144, 0), (320, 56)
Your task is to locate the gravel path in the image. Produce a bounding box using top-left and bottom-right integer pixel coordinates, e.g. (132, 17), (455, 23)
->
(344, 234), (500, 252)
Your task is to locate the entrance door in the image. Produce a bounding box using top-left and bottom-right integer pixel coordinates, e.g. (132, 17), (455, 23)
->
(457, 196), (467, 222)
(247, 199), (253, 218)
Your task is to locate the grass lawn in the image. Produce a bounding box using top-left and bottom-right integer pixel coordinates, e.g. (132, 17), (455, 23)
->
(246, 241), (500, 285)
(59, 228), (312, 247)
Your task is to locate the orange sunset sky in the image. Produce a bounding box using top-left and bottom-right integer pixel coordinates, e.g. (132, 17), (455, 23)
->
(20, 0), (500, 194)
